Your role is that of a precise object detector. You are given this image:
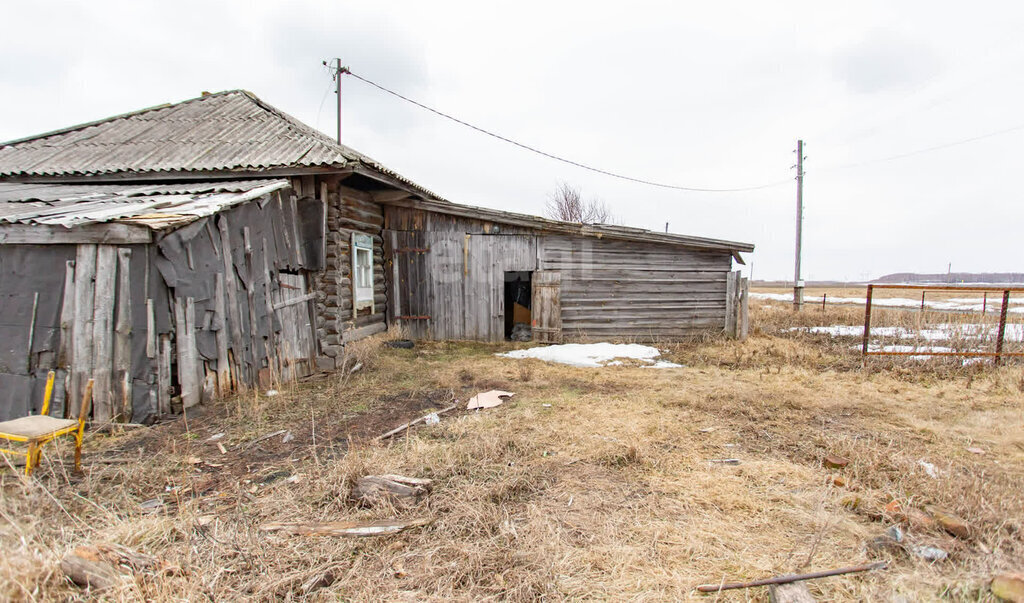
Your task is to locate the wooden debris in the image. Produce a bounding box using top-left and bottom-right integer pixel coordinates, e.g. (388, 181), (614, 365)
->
(708, 458), (741, 465)
(770, 582), (817, 603)
(61, 543), (178, 591)
(350, 475), (433, 507)
(375, 405), (457, 441)
(823, 455), (849, 469)
(260, 517), (432, 537)
(696, 562), (887, 593)
(927, 506), (972, 539)
(239, 429), (287, 449)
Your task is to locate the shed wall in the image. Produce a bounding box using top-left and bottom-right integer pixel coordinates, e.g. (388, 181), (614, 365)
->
(539, 236), (733, 340)
(383, 206), (736, 343)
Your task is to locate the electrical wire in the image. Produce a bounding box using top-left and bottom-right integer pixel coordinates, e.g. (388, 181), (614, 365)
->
(337, 66), (793, 193)
(819, 121), (1024, 171)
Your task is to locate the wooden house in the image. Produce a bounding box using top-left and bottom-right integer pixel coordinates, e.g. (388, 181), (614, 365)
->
(0, 90), (752, 422)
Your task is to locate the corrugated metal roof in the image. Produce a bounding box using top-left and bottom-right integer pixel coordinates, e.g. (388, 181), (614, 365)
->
(0, 179), (289, 231)
(0, 90), (439, 198)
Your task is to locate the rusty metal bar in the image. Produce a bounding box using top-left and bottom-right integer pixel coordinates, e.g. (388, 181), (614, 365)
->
(696, 561), (887, 593)
(865, 351), (1024, 357)
(862, 284), (873, 357)
(995, 290), (1010, 366)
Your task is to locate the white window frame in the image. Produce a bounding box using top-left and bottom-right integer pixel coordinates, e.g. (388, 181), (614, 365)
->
(352, 232), (374, 315)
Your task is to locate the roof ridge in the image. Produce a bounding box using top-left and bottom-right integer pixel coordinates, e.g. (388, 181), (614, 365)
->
(0, 90), (246, 147)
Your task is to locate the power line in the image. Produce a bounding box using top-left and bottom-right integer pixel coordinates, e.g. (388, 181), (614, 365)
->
(819, 122), (1024, 172)
(337, 66), (792, 193)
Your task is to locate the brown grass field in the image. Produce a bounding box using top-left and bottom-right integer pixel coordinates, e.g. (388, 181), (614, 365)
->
(2, 295), (1023, 601)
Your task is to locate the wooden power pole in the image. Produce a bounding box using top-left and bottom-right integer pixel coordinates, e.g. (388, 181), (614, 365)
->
(793, 139), (805, 311)
(335, 58), (343, 145)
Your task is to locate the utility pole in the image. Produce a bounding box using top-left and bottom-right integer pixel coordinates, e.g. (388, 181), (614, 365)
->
(665, 222), (669, 233)
(793, 139), (805, 311)
(335, 58), (343, 145)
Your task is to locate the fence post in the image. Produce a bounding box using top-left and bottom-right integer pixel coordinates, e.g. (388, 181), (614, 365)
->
(983, 292), (987, 314)
(994, 290), (1010, 366)
(821, 294), (827, 312)
(862, 285), (874, 361)
(920, 291), (926, 311)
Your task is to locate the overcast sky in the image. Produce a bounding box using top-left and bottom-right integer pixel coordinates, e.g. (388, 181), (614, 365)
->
(3, 1), (1022, 281)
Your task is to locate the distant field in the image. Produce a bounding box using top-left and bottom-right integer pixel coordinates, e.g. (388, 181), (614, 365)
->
(753, 284), (1024, 304)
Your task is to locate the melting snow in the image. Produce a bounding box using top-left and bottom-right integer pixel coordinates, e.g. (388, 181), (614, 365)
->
(791, 323), (1024, 342)
(498, 343), (682, 368)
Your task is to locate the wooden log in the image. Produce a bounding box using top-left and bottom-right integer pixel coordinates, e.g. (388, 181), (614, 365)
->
(770, 583), (817, 603)
(739, 276), (750, 341)
(375, 404), (457, 441)
(90, 245), (118, 423)
(350, 475), (433, 507)
(61, 542), (177, 592)
(113, 248), (132, 421)
(260, 517), (432, 537)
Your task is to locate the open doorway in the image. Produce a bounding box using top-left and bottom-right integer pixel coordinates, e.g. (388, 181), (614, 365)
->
(504, 271), (532, 340)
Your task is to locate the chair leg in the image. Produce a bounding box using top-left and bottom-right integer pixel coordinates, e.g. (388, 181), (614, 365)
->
(74, 428), (84, 473)
(25, 442), (38, 477)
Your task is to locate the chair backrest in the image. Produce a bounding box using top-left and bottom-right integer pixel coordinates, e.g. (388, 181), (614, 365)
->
(39, 371), (56, 416)
(77, 380), (94, 426)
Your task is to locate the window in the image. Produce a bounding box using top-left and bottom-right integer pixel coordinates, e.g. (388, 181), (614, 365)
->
(352, 233), (374, 314)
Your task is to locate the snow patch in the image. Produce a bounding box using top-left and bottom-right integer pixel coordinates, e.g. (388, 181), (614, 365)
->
(498, 343), (681, 368)
(753, 292), (1024, 314)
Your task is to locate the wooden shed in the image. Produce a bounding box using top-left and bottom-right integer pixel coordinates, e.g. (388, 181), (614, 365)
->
(381, 198), (753, 344)
(0, 89), (752, 422)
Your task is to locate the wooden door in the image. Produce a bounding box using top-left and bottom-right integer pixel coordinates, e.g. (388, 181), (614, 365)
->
(385, 230), (431, 339)
(532, 270), (562, 343)
(272, 273), (317, 381)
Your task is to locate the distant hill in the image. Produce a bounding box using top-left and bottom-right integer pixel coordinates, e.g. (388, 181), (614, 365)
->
(874, 272), (1024, 284)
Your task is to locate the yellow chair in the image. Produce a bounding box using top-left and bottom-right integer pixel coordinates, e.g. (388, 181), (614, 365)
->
(0, 372), (94, 476)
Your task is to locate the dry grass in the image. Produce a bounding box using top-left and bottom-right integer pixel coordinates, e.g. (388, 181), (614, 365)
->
(2, 311), (1023, 601)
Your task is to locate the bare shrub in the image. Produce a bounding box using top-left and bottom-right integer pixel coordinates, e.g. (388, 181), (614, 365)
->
(544, 182), (614, 224)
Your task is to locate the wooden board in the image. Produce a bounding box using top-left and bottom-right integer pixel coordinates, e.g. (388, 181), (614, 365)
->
(532, 270), (562, 344)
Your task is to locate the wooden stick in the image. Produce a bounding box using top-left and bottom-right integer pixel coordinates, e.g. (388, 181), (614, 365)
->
(696, 562), (887, 593)
(260, 517), (431, 537)
(374, 405), (457, 441)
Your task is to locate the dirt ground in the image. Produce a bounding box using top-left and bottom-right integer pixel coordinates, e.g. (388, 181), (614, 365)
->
(2, 305), (1023, 601)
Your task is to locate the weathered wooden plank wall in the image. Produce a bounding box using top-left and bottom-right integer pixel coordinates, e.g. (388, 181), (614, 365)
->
(383, 217), (537, 342)
(383, 206), (738, 343)
(539, 236), (733, 341)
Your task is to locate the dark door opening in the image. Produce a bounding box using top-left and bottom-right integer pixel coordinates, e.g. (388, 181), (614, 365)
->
(504, 271), (532, 340)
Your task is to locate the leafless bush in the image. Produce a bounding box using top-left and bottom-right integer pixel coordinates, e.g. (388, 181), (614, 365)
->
(544, 182), (614, 224)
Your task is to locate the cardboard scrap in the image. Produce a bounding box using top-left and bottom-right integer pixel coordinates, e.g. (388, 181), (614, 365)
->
(466, 390), (515, 410)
